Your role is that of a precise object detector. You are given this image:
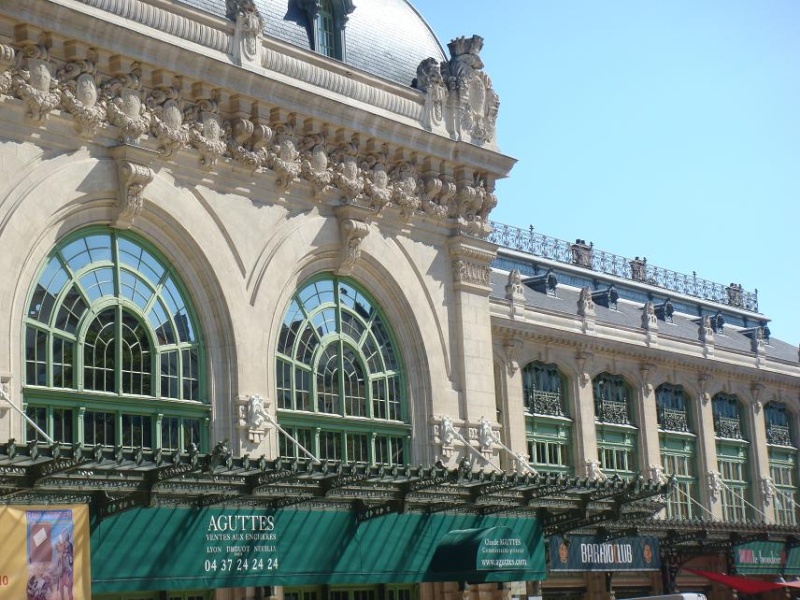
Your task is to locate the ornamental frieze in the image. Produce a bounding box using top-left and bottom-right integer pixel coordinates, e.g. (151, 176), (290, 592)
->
(0, 34), (501, 235)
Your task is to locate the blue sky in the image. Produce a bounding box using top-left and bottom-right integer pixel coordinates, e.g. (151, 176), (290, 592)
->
(411, 1), (800, 345)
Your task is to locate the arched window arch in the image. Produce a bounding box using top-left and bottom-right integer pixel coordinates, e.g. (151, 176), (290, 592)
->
(521, 361), (570, 474)
(276, 274), (408, 465)
(656, 383), (691, 433)
(593, 372), (637, 478)
(712, 393), (744, 440)
(765, 402), (798, 524)
(24, 229), (207, 451)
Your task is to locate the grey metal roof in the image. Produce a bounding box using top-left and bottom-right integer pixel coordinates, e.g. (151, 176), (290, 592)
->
(173, 0), (447, 87)
(490, 269), (799, 365)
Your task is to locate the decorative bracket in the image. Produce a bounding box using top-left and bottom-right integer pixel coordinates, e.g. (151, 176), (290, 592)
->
(111, 146), (156, 229)
(236, 394), (271, 444)
(337, 217), (369, 276)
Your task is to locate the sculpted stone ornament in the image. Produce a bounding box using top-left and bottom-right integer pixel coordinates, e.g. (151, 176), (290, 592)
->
(271, 124), (301, 190)
(0, 44), (14, 95)
(338, 218), (369, 276)
(415, 57), (446, 131)
(505, 268), (526, 303)
(641, 301), (658, 330)
(12, 35), (60, 122)
(300, 132), (334, 200)
(247, 394), (268, 429)
(441, 35), (499, 146)
(58, 49), (106, 137)
(418, 173), (448, 219)
(577, 286), (596, 317)
(226, 116), (272, 171)
(761, 475), (774, 506)
(227, 0), (264, 68)
(188, 95), (227, 169)
(707, 470), (722, 503)
(440, 416), (457, 448)
(478, 417), (499, 452)
(114, 159), (154, 229)
(103, 62), (150, 143)
(585, 459), (608, 482)
(147, 76), (190, 157)
(332, 140), (363, 203)
(390, 160), (420, 220)
(361, 149), (392, 213)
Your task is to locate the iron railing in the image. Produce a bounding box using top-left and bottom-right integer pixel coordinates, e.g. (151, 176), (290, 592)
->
(489, 222), (759, 312)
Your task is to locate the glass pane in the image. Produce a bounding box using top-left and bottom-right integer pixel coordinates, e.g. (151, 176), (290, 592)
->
(122, 413), (152, 448)
(54, 284), (89, 334)
(161, 350), (179, 399)
(84, 411), (116, 446)
(25, 328), (47, 386)
(28, 256), (69, 323)
(25, 406), (48, 442)
(182, 348), (199, 400)
(53, 337), (75, 388)
(118, 237), (164, 284)
(84, 308), (116, 392)
(120, 311), (152, 395)
(79, 266), (115, 303)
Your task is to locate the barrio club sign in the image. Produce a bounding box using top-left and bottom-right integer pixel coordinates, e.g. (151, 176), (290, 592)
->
(548, 535), (660, 572)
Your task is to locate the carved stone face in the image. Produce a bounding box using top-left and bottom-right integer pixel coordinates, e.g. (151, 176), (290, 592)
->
(29, 60), (51, 92)
(76, 73), (97, 107)
(162, 99), (182, 129)
(120, 88), (141, 117)
(202, 113), (221, 141)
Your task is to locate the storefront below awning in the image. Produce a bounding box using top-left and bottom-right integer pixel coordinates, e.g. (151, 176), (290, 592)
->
(90, 507), (547, 593)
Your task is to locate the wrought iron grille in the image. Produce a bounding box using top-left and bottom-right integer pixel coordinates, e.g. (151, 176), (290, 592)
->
(767, 424), (792, 446)
(714, 416), (744, 440)
(658, 407), (690, 432)
(489, 222), (759, 312)
(596, 399), (630, 425)
(526, 390), (565, 417)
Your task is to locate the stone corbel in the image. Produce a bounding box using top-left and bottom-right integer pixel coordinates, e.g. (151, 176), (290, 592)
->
(751, 383), (765, 414)
(437, 415), (458, 458)
(640, 363), (655, 394)
(111, 146), (155, 229)
(503, 338), (521, 376)
(761, 475), (774, 506)
(698, 373), (712, 406)
(228, 0), (264, 69)
(707, 470), (721, 503)
(337, 217), (369, 276)
(576, 351), (592, 387)
(0, 374), (11, 416)
(236, 393), (271, 444)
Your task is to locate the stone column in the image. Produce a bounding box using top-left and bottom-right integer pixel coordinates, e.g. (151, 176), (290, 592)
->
(747, 385), (775, 522)
(572, 353), (599, 474)
(694, 375), (723, 519)
(636, 364), (663, 480)
(497, 339), (529, 471)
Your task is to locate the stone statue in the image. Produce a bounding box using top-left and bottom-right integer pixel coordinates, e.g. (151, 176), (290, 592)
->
(247, 394), (268, 429)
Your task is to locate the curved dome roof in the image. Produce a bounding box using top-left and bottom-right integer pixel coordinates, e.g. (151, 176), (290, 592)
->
(177, 0), (447, 87)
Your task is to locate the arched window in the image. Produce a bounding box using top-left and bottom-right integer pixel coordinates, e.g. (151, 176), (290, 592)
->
(656, 383), (698, 519)
(713, 392), (750, 521)
(522, 361), (570, 474)
(765, 402), (798, 524)
(24, 229), (207, 451)
(593, 372), (637, 477)
(276, 274), (408, 465)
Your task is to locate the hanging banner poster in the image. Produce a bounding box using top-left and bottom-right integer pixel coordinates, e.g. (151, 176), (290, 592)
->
(548, 535), (660, 572)
(0, 504), (91, 599)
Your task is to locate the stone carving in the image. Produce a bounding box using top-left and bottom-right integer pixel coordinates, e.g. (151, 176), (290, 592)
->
(441, 36), (499, 145)
(416, 57), (446, 130)
(505, 269), (526, 302)
(642, 301), (657, 330)
(338, 218), (369, 276)
(271, 124), (301, 190)
(452, 259), (490, 287)
(577, 286), (595, 317)
(630, 257), (647, 282)
(103, 61), (149, 143)
(188, 94), (227, 169)
(708, 470), (722, 503)
(699, 316), (714, 344)
(361, 148), (392, 213)
(247, 394), (268, 429)
(390, 160), (420, 220)
(440, 416), (457, 447)
(114, 159), (154, 229)
(649, 464), (668, 484)
(761, 475), (773, 506)
(227, 0), (263, 67)
(571, 239), (593, 268)
(751, 326), (765, 355)
(147, 74), (190, 157)
(332, 139), (363, 203)
(0, 44), (15, 95)
(300, 132), (334, 200)
(421, 171), (455, 220)
(226, 116), (272, 171)
(12, 34), (60, 122)
(503, 338), (521, 375)
(479, 417), (499, 451)
(586, 459), (608, 482)
(58, 49), (106, 137)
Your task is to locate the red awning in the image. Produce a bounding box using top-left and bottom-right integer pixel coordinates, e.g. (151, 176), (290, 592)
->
(686, 569), (787, 594)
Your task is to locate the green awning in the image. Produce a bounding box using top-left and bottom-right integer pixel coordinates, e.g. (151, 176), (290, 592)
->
(90, 507), (546, 593)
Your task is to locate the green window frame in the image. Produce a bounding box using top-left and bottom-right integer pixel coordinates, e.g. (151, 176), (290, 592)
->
(594, 373), (637, 478)
(660, 435), (699, 519)
(717, 442), (750, 522)
(766, 402), (798, 524)
(23, 228), (208, 451)
(523, 361), (571, 475)
(712, 392), (745, 440)
(656, 383), (691, 432)
(276, 274), (409, 465)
